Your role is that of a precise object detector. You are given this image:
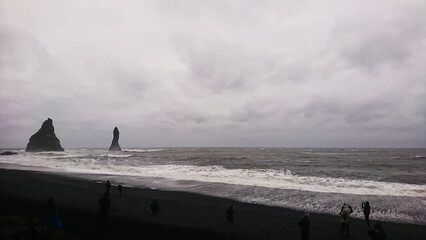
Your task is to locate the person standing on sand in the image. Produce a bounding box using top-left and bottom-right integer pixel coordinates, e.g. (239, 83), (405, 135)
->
(46, 197), (62, 228)
(339, 203), (353, 236)
(368, 223), (387, 240)
(106, 180), (111, 193)
(98, 192), (111, 223)
(150, 199), (159, 215)
(362, 201), (371, 226)
(226, 206), (234, 224)
(118, 184), (122, 196)
(298, 213), (310, 240)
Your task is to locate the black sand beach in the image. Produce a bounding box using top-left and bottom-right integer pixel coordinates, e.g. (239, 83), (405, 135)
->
(0, 168), (425, 240)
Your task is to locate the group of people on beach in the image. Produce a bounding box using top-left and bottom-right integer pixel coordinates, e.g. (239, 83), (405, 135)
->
(44, 180), (386, 240)
(297, 201), (386, 240)
(97, 180), (160, 223)
(97, 180), (233, 224)
(99, 180), (386, 239)
(340, 201), (386, 239)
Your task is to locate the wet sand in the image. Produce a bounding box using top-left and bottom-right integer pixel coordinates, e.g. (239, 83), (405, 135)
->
(0, 168), (425, 239)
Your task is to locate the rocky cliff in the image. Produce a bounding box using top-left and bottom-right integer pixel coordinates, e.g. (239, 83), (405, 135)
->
(26, 118), (64, 152)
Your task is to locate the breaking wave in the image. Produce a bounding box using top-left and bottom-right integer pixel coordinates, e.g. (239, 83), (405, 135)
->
(69, 164), (425, 197)
(1, 152), (423, 197)
(123, 149), (166, 153)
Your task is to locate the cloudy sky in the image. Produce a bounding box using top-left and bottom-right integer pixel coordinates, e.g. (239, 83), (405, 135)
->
(0, 0), (425, 148)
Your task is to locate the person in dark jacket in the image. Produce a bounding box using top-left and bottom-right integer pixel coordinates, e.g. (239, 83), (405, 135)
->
(98, 192), (111, 223)
(226, 206), (234, 224)
(46, 197), (62, 228)
(150, 199), (159, 215)
(298, 213), (310, 240)
(118, 184), (123, 196)
(368, 223), (387, 240)
(106, 180), (111, 193)
(362, 201), (371, 226)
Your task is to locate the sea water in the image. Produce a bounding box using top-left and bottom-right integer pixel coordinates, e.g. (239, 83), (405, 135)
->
(0, 148), (425, 224)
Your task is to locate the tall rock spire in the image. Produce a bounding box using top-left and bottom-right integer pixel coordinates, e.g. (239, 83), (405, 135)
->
(26, 118), (64, 152)
(109, 127), (122, 151)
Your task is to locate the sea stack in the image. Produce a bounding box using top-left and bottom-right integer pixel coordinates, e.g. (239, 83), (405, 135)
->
(26, 118), (64, 152)
(109, 127), (122, 151)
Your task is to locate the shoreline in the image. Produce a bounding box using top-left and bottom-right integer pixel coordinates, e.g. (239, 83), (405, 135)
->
(1, 162), (424, 225)
(0, 168), (425, 239)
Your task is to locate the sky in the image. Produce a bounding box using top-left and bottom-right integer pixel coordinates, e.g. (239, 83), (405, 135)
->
(0, 0), (425, 148)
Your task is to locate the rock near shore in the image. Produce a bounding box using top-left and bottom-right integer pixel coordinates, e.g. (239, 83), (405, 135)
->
(1, 151), (18, 156)
(26, 118), (64, 152)
(109, 127), (121, 151)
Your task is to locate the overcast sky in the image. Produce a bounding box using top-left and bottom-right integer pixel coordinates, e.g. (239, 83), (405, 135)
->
(0, 0), (425, 148)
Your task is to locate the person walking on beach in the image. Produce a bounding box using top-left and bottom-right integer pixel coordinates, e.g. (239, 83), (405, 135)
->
(150, 199), (159, 215)
(298, 213), (310, 240)
(106, 180), (111, 193)
(98, 191), (111, 223)
(226, 206), (234, 224)
(368, 223), (387, 240)
(339, 203), (353, 236)
(362, 201), (371, 226)
(46, 197), (62, 228)
(118, 184), (122, 196)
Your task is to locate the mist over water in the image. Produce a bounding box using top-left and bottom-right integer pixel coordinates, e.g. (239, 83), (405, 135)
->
(1, 148), (425, 224)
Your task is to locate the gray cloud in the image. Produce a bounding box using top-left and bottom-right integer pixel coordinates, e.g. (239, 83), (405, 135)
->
(329, 12), (426, 72)
(0, 0), (425, 148)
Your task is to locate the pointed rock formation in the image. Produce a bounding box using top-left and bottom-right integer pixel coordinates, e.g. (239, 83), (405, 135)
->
(26, 118), (64, 152)
(109, 127), (122, 151)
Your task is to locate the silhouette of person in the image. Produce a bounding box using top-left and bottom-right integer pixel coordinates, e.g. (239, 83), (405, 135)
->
(339, 203), (353, 236)
(362, 201), (371, 226)
(46, 197), (62, 228)
(368, 223), (387, 240)
(106, 180), (111, 193)
(98, 191), (111, 223)
(298, 213), (310, 240)
(26, 218), (37, 239)
(150, 200), (159, 215)
(226, 206), (234, 224)
(118, 184), (122, 196)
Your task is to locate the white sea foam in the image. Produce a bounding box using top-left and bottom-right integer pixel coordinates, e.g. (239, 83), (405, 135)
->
(100, 154), (133, 158)
(56, 154), (86, 158)
(1, 152), (425, 198)
(100, 165), (425, 197)
(4, 152), (422, 198)
(123, 149), (166, 153)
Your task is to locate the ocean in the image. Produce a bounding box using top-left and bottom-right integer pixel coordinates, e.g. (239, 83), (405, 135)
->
(1, 148), (425, 225)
